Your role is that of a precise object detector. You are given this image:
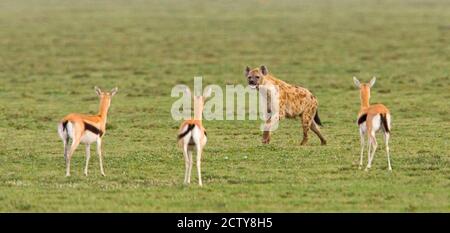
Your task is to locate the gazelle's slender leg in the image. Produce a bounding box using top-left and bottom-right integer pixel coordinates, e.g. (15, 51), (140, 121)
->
(187, 150), (193, 184)
(183, 144), (189, 184)
(371, 135), (378, 164)
(63, 137), (69, 163)
(84, 144), (91, 176)
(367, 133), (377, 169)
(384, 132), (392, 171)
(359, 129), (365, 169)
(196, 145), (203, 187)
(66, 138), (80, 177)
(365, 135), (372, 171)
(97, 138), (105, 176)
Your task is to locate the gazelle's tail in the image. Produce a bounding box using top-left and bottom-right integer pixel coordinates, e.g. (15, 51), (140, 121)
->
(380, 113), (390, 133)
(58, 120), (69, 142)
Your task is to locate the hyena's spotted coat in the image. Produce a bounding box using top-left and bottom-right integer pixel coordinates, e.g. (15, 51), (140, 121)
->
(245, 65), (327, 145)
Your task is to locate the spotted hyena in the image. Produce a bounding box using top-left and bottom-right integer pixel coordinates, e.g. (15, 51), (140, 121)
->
(245, 65), (327, 145)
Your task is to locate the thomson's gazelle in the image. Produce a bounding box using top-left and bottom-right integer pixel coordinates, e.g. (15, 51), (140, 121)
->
(177, 87), (212, 186)
(353, 77), (392, 171)
(57, 86), (118, 177)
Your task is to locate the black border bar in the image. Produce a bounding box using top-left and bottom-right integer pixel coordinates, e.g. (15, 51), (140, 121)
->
(0, 213), (448, 232)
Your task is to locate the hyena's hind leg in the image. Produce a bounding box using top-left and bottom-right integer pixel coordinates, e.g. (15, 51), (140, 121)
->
(310, 122), (327, 145)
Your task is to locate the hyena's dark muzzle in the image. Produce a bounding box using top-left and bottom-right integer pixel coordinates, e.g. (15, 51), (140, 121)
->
(247, 76), (260, 89)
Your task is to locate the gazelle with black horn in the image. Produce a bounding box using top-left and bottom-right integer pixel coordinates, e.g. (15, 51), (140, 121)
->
(57, 86), (118, 176)
(177, 87), (212, 186)
(353, 77), (392, 171)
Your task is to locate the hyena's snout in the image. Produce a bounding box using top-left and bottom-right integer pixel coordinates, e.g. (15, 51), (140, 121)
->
(248, 76), (259, 88)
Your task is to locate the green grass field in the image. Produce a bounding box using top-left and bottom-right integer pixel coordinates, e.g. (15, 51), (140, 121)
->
(0, 0), (449, 212)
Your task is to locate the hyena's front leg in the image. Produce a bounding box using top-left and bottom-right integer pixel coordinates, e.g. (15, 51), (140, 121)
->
(262, 119), (271, 144)
(262, 97), (273, 144)
(311, 122), (327, 145)
(261, 87), (281, 144)
(262, 113), (281, 144)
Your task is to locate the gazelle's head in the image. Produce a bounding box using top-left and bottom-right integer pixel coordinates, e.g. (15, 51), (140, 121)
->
(353, 77), (375, 107)
(245, 65), (269, 89)
(184, 86), (212, 120)
(95, 86), (118, 109)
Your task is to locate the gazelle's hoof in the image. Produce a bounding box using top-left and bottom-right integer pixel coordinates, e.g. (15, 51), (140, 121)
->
(65, 174), (71, 177)
(364, 167), (370, 172)
(101, 173), (106, 177)
(358, 165), (363, 170)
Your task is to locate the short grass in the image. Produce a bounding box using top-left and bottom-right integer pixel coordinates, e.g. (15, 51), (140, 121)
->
(0, 0), (449, 212)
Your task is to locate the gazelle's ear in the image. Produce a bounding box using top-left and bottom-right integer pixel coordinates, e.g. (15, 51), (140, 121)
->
(369, 76), (376, 88)
(95, 86), (102, 96)
(203, 86), (213, 98)
(244, 66), (251, 76)
(110, 87), (118, 96)
(260, 65), (269, 76)
(352, 77), (361, 88)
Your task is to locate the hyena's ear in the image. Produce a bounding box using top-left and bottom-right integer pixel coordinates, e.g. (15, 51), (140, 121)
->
(260, 65), (268, 76)
(95, 86), (102, 96)
(352, 77), (361, 88)
(369, 76), (376, 88)
(244, 66), (251, 77)
(110, 87), (118, 96)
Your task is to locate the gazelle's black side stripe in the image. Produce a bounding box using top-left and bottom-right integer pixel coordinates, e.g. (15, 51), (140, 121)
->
(178, 124), (195, 140)
(357, 114), (367, 125)
(380, 114), (390, 133)
(84, 122), (104, 136)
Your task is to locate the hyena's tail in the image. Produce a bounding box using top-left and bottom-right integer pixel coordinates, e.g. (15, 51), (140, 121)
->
(314, 109), (323, 126)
